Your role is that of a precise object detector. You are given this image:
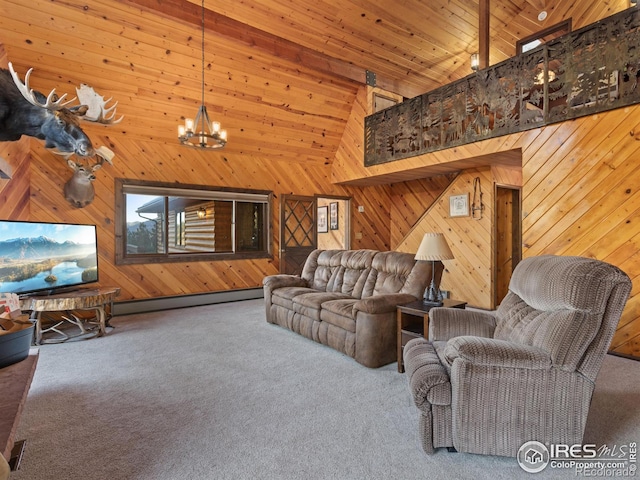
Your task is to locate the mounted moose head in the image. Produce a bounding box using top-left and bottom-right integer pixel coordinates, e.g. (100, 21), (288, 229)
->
(0, 62), (122, 157)
(64, 146), (115, 208)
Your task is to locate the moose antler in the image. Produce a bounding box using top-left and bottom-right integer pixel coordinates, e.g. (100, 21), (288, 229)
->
(8, 62), (76, 110)
(8, 63), (123, 124)
(76, 84), (124, 124)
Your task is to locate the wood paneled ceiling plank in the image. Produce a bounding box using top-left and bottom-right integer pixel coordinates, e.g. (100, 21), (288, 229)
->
(121, 0), (425, 97)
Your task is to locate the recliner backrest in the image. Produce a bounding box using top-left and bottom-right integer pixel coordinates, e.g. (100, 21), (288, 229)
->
(494, 255), (631, 379)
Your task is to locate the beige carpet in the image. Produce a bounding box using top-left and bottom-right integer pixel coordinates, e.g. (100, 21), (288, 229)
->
(9, 299), (640, 480)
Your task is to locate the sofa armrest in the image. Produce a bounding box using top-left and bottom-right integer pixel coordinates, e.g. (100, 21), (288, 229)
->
(429, 308), (497, 341)
(353, 293), (417, 315)
(444, 336), (552, 369)
(263, 274), (309, 291)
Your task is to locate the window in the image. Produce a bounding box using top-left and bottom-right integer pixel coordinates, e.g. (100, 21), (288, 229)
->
(516, 20), (572, 55)
(115, 179), (272, 264)
(175, 210), (186, 247)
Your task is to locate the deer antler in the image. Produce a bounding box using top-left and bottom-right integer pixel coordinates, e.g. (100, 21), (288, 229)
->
(76, 84), (124, 124)
(55, 145), (115, 168)
(94, 145), (115, 165)
(8, 62), (77, 111)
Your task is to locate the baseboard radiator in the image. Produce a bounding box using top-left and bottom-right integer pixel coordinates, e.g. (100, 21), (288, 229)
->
(112, 288), (264, 316)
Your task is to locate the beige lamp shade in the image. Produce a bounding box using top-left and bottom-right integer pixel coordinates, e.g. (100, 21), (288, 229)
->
(415, 233), (454, 261)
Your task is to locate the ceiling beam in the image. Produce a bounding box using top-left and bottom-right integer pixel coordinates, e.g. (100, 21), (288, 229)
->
(123, 0), (422, 98)
(524, 0), (547, 10)
(479, 0), (490, 69)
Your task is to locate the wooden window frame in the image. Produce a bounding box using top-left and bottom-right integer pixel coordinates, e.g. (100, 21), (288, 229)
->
(516, 19), (572, 55)
(115, 179), (273, 265)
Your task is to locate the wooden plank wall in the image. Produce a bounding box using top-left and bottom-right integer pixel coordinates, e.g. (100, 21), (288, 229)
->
(395, 168), (496, 309)
(336, 105), (640, 357)
(3, 1), (640, 358)
(23, 139), (392, 301)
(388, 174), (457, 248)
(317, 197), (348, 250)
(0, 44), (30, 219)
(522, 108), (640, 357)
(0, 0), (393, 303)
(0, 139), (30, 220)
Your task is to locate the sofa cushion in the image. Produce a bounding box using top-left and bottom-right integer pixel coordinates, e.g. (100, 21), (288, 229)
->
(326, 250), (377, 298)
(363, 251), (419, 297)
(301, 250), (344, 291)
(292, 291), (352, 321)
(271, 286), (320, 310)
(320, 299), (358, 333)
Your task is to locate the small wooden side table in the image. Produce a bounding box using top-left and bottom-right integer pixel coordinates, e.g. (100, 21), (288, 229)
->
(396, 298), (466, 373)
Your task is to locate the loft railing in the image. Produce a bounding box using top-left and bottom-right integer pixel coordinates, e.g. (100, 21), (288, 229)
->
(364, 7), (640, 167)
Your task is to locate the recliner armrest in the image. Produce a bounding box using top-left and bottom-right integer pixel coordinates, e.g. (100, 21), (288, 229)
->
(354, 293), (417, 315)
(444, 336), (552, 369)
(429, 308), (497, 341)
(263, 274), (309, 291)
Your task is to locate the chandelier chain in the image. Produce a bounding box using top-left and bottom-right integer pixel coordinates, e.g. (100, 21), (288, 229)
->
(176, 0), (227, 149)
(200, 0), (205, 118)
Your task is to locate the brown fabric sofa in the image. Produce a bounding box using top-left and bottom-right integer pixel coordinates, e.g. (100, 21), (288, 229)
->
(403, 255), (632, 457)
(264, 249), (441, 368)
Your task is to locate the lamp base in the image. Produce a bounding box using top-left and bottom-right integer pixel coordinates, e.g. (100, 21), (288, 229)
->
(422, 299), (443, 307)
(423, 273), (443, 306)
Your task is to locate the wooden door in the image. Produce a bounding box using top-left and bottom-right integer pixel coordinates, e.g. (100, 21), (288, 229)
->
(280, 195), (317, 274)
(495, 186), (522, 305)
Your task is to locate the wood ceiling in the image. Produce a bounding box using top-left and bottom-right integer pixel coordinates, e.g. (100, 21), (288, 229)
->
(0, 0), (632, 169)
(146, 0), (630, 98)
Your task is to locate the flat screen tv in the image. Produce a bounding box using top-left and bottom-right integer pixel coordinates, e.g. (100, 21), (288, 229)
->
(0, 220), (99, 296)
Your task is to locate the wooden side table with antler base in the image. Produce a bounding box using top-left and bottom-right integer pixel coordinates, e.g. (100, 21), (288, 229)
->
(19, 287), (120, 345)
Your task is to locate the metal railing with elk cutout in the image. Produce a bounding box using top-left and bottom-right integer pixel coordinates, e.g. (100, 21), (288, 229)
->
(364, 7), (640, 167)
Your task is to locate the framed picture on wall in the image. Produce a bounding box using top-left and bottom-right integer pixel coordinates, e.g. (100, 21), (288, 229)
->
(329, 202), (339, 230)
(317, 206), (328, 233)
(449, 194), (470, 218)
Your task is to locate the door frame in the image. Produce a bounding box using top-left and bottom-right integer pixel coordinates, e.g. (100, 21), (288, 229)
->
(315, 194), (352, 250)
(279, 194), (317, 274)
(493, 184), (522, 308)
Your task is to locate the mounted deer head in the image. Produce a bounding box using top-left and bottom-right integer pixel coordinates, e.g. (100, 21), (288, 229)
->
(63, 146), (115, 208)
(0, 63), (122, 157)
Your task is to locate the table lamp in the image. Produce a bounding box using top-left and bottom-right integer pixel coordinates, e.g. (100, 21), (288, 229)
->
(414, 233), (454, 306)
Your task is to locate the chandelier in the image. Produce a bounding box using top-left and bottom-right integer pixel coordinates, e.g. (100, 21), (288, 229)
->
(177, 0), (227, 149)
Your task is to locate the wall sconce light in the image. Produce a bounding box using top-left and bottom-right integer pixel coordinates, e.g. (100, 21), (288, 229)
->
(470, 53), (480, 72)
(197, 207), (207, 219)
(632, 0), (637, 7)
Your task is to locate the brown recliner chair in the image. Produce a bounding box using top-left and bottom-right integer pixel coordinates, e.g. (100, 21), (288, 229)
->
(403, 255), (632, 457)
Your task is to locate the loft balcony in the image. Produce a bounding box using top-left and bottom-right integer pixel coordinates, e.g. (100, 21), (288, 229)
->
(364, 7), (640, 168)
